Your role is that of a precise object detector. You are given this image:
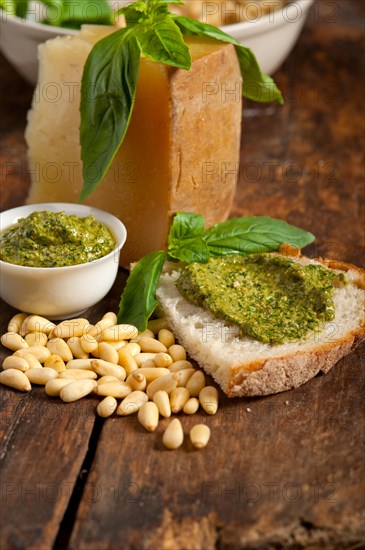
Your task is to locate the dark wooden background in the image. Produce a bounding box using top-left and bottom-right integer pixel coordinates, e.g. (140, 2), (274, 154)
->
(1, 1), (364, 548)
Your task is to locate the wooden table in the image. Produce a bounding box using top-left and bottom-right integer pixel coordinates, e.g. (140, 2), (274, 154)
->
(1, 1), (364, 548)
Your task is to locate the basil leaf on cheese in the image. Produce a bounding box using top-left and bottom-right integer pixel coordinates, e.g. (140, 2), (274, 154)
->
(173, 16), (284, 105)
(80, 29), (140, 201)
(135, 15), (191, 70)
(117, 250), (167, 331)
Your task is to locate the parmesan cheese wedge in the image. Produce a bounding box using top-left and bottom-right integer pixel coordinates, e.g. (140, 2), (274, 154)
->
(26, 25), (242, 264)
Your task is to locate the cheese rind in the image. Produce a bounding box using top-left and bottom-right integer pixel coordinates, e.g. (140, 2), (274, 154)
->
(26, 26), (242, 264)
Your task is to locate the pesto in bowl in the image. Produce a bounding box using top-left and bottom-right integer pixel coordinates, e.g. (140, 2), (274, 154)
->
(0, 210), (116, 268)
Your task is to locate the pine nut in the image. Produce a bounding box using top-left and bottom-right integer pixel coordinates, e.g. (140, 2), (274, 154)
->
(127, 372), (147, 391)
(153, 390), (171, 418)
(15, 346), (51, 363)
(162, 418), (184, 450)
(66, 359), (93, 370)
(169, 360), (193, 372)
(2, 356), (30, 372)
(139, 337), (167, 354)
(97, 396), (117, 418)
(44, 354), (66, 373)
(52, 318), (90, 339)
(170, 387), (190, 413)
(67, 337), (89, 359)
(98, 342), (119, 364)
(45, 378), (73, 397)
(0, 369), (32, 392)
(176, 368), (196, 387)
(7, 312), (28, 334)
(146, 373), (179, 400)
(183, 397), (200, 415)
(190, 424), (211, 449)
(97, 375), (119, 385)
(1, 332), (29, 351)
(22, 315), (56, 334)
(117, 390), (148, 416)
(154, 353), (173, 368)
(103, 312), (118, 324)
(25, 332), (48, 347)
(168, 344), (186, 362)
(186, 371), (206, 397)
(118, 346), (138, 376)
(137, 367), (170, 382)
(102, 324), (138, 341)
(138, 359), (155, 369)
(19, 316), (32, 337)
(59, 369), (97, 380)
(22, 353), (43, 369)
(147, 318), (169, 333)
(199, 386), (219, 415)
(107, 340), (127, 351)
(26, 368), (58, 385)
(124, 342), (141, 356)
(96, 381), (132, 398)
(158, 328), (175, 348)
(80, 333), (99, 354)
(134, 353), (157, 366)
(86, 324), (98, 339)
(136, 329), (154, 340)
(138, 402), (159, 431)
(91, 359), (126, 381)
(60, 379), (97, 402)
(47, 339), (73, 362)
(89, 318), (113, 341)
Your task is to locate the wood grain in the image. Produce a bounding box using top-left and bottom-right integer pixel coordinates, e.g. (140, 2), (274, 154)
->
(0, 0), (364, 548)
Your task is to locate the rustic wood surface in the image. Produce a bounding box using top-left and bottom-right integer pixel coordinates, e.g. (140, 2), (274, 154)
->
(1, 1), (364, 548)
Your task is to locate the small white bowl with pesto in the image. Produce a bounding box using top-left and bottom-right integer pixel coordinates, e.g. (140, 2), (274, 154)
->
(0, 203), (126, 319)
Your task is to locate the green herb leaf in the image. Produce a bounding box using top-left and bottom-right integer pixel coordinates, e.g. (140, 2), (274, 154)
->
(173, 16), (283, 104)
(167, 212), (209, 262)
(15, 0), (28, 18)
(204, 216), (315, 256)
(80, 29), (140, 200)
(117, 250), (167, 331)
(135, 15), (191, 69)
(2, 0), (30, 18)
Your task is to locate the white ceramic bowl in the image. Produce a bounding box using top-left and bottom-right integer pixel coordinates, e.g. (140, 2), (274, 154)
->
(0, 0), (313, 84)
(0, 203), (127, 319)
(221, 0), (314, 75)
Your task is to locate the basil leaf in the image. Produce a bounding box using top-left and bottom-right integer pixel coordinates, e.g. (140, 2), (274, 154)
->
(15, 0), (28, 18)
(118, 251), (167, 331)
(167, 212), (209, 262)
(168, 212), (205, 243)
(173, 16), (283, 105)
(135, 15), (191, 69)
(80, 29), (140, 201)
(204, 216), (315, 256)
(59, 0), (112, 28)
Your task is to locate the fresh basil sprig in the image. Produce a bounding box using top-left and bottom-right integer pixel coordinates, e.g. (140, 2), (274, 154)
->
(117, 212), (315, 330)
(80, 0), (283, 200)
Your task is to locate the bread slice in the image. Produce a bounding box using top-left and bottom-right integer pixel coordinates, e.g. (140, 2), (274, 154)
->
(156, 254), (365, 396)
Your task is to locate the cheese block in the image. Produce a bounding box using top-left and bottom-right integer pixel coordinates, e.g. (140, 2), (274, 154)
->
(26, 25), (242, 264)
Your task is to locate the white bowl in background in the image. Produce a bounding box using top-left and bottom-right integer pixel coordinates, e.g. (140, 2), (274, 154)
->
(221, 0), (314, 75)
(0, 0), (313, 85)
(0, 203), (127, 319)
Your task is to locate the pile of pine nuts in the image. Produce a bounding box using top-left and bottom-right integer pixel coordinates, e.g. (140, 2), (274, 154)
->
(0, 312), (219, 450)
